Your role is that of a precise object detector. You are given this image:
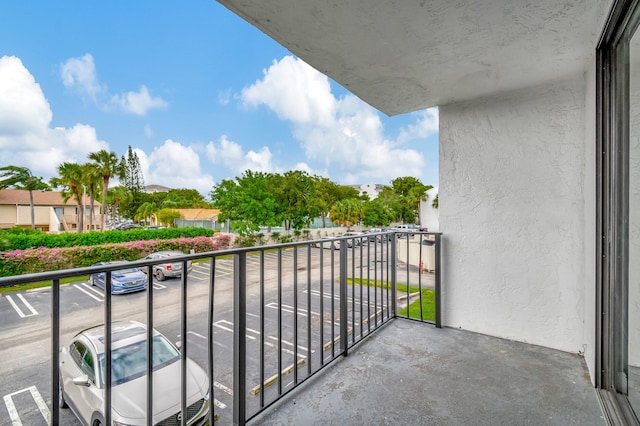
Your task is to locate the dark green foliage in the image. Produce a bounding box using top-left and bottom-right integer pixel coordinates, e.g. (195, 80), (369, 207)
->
(1, 227), (213, 250)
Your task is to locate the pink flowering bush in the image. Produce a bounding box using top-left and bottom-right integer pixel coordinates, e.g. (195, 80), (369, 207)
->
(0, 234), (231, 277)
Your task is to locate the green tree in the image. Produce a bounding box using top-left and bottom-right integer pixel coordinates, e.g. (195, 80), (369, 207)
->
(50, 162), (85, 233)
(155, 208), (182, 227)
(313, 178), (359, 228)
(0, 166), (50, 229)
(274, 171), (320, 231)
(107, 186), (133, 222)
(363, 198), (395, 227)
(211, 171), (281, 235)
(121, 146), (145, 218)
(390, 177), (433, 224)
(88, 149), (124, 231)
(135, 202), (158, 225)
(330, 198), (365, 227)
(82, 163), (102, 231)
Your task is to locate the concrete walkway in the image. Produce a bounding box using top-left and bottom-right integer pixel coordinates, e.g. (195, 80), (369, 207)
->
(252, 319), (604, 425)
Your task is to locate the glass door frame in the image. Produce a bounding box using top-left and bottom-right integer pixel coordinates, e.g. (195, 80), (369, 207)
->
(597, 0), (640, 423)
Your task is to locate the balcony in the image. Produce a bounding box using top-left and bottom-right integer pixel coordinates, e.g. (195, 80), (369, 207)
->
(0, 231), (604, 425)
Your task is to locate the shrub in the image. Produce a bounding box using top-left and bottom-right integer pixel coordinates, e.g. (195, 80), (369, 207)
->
(1, 227), (214, 250)
(0, 234), (231, 277)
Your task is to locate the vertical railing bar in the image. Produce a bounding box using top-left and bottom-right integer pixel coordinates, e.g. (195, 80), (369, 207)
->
(386, 236), (390, 322)
(181, 260), (188, 426)
(406, 235), (410, 319)
(104, 270), (112, 426)
(233, 252), (247, 426)
(51, 278), (60, 426)
(351, 241), (355, 344)
(331, 245), (335, 358)
(259, 250), (265, 408)
(367, 239), (372, 334)
(435, 234), (442, 328)
(146, 265), (153, 426)
(293, 245), (299, 385)
(307, 244), (312, 376)
(277, 248), (283, 395)
(374, 239), (378, 329)
(319, 245), (325, 366)
(208, 257), (217, 423)
(359, 239), (363, 339)
(391, 234), (397, 319)
(339, 241), (348, 356)
(419, 234), (424, 321)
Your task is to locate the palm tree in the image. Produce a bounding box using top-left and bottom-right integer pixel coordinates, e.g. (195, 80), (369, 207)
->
(88, 150), (124, 231)
(82, 163), (102, 231)
(0, 166), (50, 229)
(107, 186), (133, 223)
(50, 162), (85, 233)
(135, 202), (158, 226)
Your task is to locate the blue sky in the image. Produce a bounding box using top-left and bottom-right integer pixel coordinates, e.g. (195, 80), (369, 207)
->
(0, 1), (438, 197)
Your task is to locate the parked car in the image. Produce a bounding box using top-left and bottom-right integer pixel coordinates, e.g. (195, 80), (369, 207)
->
(315, 237), (341, 250)
(115, 222), (140, 231)
(59, 320), (210, 426)
(89, 261), (148, 294)
(143, 250), (193, 281)
(393, 224), (422, 238)
(367, 228), (391, 242)
(342, 232), (366, 247)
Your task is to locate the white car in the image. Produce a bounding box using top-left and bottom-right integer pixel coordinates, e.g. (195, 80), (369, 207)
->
(315, 237), (341, 250)
(342, 232), (366, 247)
(143, 250), (193, 281)
(59, 321), (210, 425)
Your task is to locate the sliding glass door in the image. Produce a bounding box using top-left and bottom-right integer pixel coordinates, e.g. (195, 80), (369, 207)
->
(598, 1), (640, 424)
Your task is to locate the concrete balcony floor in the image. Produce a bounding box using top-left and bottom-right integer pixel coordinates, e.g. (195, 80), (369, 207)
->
(252, 319), (605, 425)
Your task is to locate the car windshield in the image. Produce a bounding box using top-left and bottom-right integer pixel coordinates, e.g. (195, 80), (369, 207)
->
(98, 335), (179, 386)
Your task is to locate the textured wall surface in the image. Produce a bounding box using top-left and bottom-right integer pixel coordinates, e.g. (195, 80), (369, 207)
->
(440, 76), (592, 357)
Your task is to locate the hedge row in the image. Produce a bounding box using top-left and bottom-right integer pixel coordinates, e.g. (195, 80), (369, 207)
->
(0, 234), (231, 277)
(1, 227), (214, 250)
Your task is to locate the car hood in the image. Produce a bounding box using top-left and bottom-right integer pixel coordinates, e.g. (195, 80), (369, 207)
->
(111, 359), (208, 422)
(112, 271), (146, 282)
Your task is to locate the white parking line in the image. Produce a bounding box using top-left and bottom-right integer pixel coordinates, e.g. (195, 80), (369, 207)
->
(74, 283), (104, 302)
(152, 283), (166, 289)
(265, 302), (319, 317)
(5, 294), (38, 318)
(3, 386), (50, 425)
(213, 320), (256, 340)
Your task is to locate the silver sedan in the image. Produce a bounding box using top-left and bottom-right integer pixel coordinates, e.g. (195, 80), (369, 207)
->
(59, 320), (210, 425)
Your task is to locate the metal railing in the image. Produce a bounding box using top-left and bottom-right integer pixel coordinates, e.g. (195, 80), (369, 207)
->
(0, 231), (441, 425)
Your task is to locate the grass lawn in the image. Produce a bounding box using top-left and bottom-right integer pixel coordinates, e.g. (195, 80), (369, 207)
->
(0, 276), (86, 294)
(347, 277), (436, 322)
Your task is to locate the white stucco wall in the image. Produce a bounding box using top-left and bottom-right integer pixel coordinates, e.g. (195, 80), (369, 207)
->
(440, 76), (594, 365)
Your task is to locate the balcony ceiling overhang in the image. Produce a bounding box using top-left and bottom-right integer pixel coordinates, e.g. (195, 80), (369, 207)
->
(218, 0), (610, 116)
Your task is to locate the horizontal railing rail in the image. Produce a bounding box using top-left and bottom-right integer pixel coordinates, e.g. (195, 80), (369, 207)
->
(0, 231), (442, 425)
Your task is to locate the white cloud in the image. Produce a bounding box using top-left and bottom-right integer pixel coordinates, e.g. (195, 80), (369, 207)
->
(61, 54), (167, 115)
(138, 140), (214, 195)
(0, 55), (108, 178)
(206, 135), (279, 176)
(144, 124), (153, 138)
(241, 55), (426, 183)
(111, 85), (168, 116)
(397, 108), (439, 144)
(60, 53), (105, 100)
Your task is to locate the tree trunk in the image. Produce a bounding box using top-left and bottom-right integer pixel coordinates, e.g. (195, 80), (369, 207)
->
(29, 190), (35, 229)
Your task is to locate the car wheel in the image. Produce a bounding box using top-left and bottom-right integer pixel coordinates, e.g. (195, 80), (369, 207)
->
(58, 377), (68, 408)
(155, 269), (165, 281)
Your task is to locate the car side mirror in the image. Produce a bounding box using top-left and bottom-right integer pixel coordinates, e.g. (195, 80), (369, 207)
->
(175, 341), (182, 351)
(73, 375), (90, 387)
